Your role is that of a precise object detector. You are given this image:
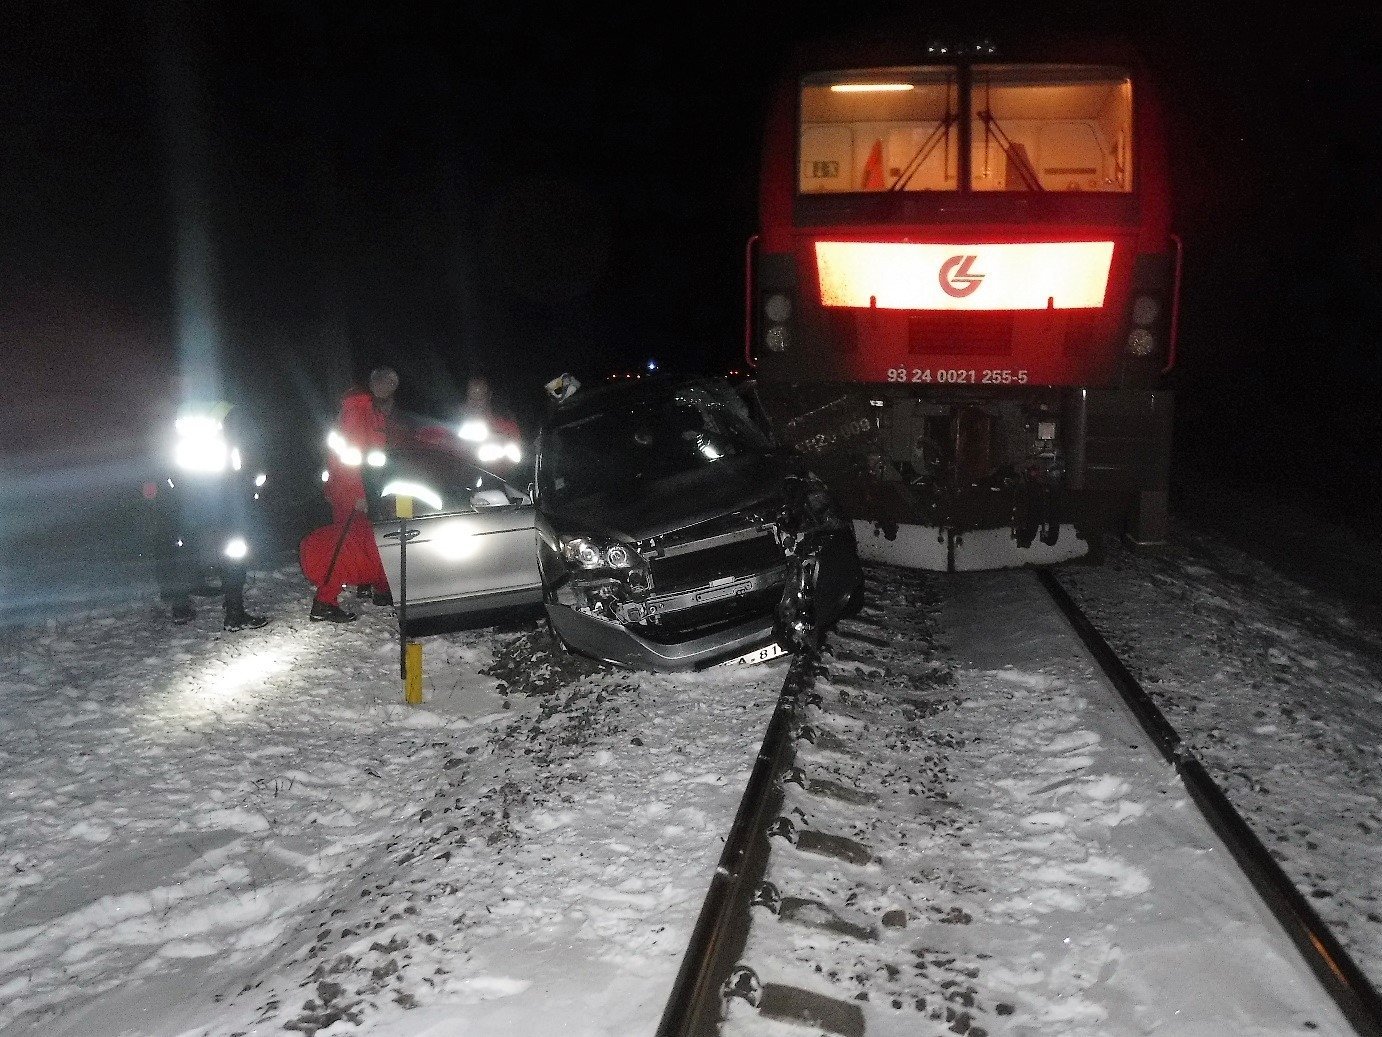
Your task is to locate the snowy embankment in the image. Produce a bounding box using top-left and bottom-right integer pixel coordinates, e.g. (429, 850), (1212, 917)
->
(1056, 531), (1382, 987)
(0, 566), (780, 1036)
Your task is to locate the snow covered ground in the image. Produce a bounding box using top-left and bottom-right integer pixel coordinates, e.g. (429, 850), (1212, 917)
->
(1055, 529), (1382, 988)
(724, 566), (1351, 1036)
(1, 516), (1378, 1036)
(0, 566), (780, 1036)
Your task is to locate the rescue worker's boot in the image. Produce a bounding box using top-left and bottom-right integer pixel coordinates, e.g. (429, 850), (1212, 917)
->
(222, 575), (267, 631)
(224, 607), (269, 631)
(169, 600), (195, 624)
(310, 599), (357, 623)
(372, 588), (393, 607)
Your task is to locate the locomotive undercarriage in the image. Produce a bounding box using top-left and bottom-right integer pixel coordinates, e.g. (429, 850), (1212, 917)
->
(759, 382), (1173, 571)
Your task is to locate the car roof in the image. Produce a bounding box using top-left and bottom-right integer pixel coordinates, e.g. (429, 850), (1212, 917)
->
(544, 375), (728, 430)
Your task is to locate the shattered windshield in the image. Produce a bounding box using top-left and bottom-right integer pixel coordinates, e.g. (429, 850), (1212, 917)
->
(539, 381), (770, 507)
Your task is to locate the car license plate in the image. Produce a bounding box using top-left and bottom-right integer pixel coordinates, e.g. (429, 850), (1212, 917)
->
(717, 642), (787, 668)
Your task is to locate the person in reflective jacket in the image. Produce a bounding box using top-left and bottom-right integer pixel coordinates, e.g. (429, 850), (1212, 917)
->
(144, 394), (268, 631)
(314, 366), (399, 622)
(454, 374), (524, 474)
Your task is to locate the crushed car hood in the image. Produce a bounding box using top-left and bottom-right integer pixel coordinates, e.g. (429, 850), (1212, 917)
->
(542, 452), (798, 541)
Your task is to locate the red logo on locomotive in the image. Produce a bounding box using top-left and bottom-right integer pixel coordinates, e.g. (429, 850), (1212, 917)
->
(939, 255), (985, 298)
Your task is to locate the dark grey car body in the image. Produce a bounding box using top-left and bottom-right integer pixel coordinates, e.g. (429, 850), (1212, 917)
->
(534, 377), (863, 671)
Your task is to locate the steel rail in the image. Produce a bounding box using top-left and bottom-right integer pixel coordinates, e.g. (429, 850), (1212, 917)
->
(1037, 567), (1382, 1037)
(655, 652), (813, 1037)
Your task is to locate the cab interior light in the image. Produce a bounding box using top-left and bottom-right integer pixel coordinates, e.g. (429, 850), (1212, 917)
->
(830, 82), (915, 93)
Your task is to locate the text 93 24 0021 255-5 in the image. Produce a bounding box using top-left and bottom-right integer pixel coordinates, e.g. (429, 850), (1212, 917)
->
(886, 368), (1030, 385)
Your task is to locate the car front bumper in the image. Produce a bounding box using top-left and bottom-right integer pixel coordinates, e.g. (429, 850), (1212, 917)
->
(546, 604), (777, 672)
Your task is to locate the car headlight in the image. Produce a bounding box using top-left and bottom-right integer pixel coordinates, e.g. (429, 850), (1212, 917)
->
(560, 535), (637, 570)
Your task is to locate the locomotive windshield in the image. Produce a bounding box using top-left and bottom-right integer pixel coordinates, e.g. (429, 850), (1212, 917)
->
(799, 64), (1132, 194)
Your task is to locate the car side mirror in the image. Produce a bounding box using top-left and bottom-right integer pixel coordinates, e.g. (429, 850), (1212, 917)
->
(470, 488), (511, 509)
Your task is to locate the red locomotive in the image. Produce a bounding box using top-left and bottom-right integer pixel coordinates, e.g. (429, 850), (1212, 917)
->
(749, 35), (1180, 569)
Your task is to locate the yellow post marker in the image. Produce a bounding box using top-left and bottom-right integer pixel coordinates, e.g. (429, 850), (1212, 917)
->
(404, 640), (423, 705)
(396, 494), (416, 702)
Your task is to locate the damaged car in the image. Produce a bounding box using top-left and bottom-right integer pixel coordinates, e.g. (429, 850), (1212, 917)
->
(534, 376), (863, 670)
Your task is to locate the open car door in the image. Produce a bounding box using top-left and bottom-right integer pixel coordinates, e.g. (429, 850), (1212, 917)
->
(370, 448), (542, 619)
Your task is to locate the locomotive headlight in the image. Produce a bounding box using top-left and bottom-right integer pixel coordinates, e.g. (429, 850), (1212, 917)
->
(764, 293), (792, 323)
(765, 325), (790, 352)
(1127, 327), (1157, 357)
(223, 536), (249, 560)
(1132, 296), (1160, 326)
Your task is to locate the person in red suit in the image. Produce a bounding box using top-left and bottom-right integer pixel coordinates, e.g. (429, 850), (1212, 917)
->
(310, 367), (401, 622)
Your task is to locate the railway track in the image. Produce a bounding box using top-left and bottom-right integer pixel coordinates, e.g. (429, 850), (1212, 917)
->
(657, 565), (1382, 1037)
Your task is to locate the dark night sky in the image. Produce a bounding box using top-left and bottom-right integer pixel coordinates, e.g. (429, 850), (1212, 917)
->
(2, 1), (1379, 512)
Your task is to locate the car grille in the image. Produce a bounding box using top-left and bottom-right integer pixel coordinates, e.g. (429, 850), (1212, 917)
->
(649, 534), (787, 593)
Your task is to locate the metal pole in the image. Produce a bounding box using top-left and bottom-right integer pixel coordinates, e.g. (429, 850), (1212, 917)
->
(398, 514), (408, 680)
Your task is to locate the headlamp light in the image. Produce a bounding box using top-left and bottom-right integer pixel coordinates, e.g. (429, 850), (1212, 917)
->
(458, 419), (489, 442)
(174, 419), (229, 473)
(477, 442), (505, 464)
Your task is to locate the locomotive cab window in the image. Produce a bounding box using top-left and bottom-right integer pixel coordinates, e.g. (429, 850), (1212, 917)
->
(971, 65), (1132, 193)
(799, 67), (958, 193)
(799, 64), (1132, 194)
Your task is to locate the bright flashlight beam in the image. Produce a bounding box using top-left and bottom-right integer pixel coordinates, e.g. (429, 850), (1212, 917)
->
(156, 4), (224, 401)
